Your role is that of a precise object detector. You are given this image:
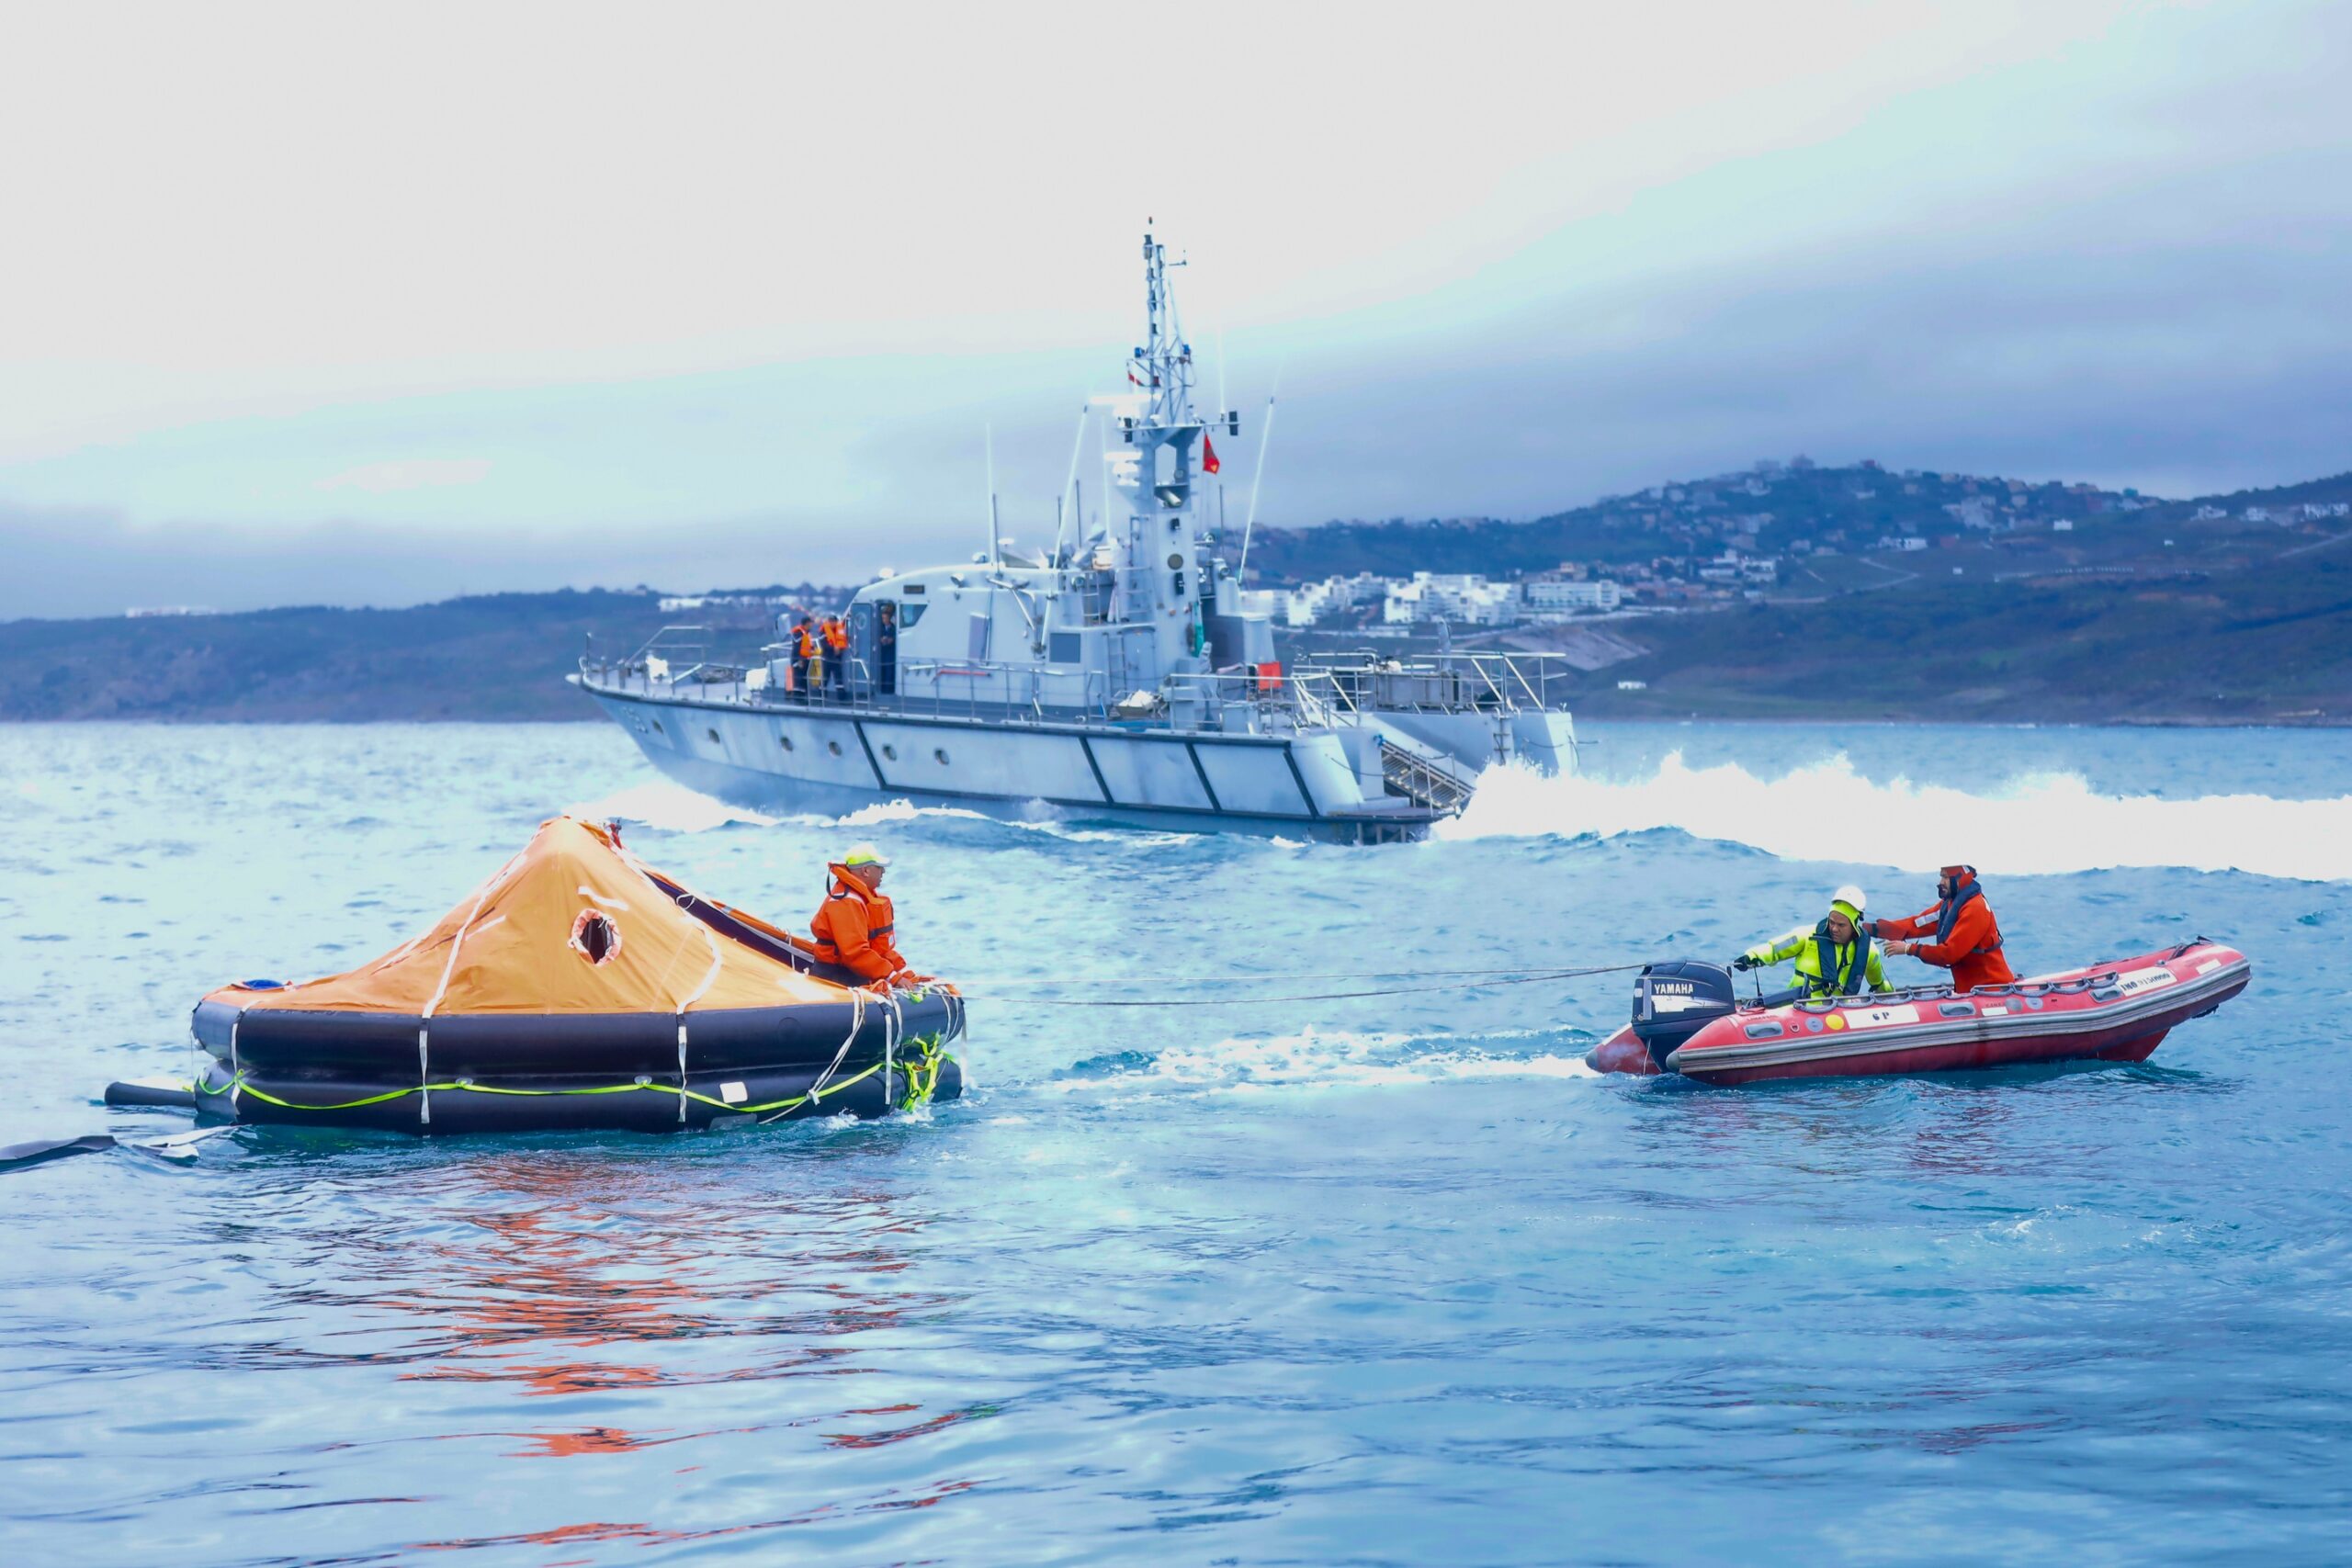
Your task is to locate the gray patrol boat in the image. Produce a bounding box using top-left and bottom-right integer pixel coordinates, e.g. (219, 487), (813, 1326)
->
(578, 232), (1581, 841)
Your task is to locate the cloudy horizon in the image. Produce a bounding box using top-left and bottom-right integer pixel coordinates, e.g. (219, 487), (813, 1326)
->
(5, 1), (2348, 619)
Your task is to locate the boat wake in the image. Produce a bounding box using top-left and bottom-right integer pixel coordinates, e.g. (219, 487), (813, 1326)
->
(1438, 752), (2352, 881)
(1050, 1026), (1600, 1098)
(569, 782), (1191, 844)
(565, 781), (780, 832)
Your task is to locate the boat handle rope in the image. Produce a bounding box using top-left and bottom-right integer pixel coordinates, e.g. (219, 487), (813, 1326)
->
(187, 1041), (956, 1121)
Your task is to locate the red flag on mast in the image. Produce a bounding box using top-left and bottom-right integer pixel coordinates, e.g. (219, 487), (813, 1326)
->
(1202, 434), (1221, 475)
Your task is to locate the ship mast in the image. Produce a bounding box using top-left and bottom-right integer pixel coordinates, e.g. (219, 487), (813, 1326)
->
(1111, 226), (1236, 693)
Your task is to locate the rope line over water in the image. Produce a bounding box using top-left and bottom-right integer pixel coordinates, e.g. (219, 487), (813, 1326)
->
(969, 962), (1645, 1008)
(961, 964), (1644, 986)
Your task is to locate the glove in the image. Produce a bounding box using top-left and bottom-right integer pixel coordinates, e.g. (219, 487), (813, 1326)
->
(1732, 954), (1759, 972)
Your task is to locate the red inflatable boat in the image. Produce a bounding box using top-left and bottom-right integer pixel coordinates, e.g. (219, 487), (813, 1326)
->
(1588, 941), (2250, 1086)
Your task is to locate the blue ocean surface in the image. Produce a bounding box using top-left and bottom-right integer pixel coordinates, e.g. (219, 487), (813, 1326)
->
(2, 721), (2348, 1565)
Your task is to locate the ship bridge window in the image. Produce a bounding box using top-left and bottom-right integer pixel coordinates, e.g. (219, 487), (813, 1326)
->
(897, 603), (927, 627)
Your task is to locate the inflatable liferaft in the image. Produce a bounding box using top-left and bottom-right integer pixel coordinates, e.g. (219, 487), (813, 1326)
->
(187, 817), (965, 1134)
(1588, 942), (2248, 1086)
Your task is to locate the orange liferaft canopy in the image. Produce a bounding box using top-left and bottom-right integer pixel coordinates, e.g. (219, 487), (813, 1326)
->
(200, 816), (853, 1018)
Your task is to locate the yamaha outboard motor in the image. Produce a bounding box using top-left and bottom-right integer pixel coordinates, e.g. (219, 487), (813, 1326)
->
(1631, 960), (1739, 1070)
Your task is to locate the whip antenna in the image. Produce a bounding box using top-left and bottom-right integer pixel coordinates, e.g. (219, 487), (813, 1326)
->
(1053, 402), (1089, 562)
(1238, 376), (1281, 581)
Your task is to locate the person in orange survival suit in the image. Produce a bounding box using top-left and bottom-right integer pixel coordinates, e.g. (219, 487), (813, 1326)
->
(790, 615), (819, 699)
(1872, 864), (2017, 993)
(820, 615), (850, 699)
(810, 844), (926, 987)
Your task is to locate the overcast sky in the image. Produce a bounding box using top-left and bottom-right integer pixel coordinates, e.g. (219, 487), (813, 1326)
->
(4, 1), (2348, 617)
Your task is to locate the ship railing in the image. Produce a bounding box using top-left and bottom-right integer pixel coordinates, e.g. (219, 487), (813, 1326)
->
(580, 625), (718, 694)
(889, 659), (1114, 724)
(1159, 667), (1357, 732)
(579, 643), (1387, 737)
(1286, 649), (1576, 715)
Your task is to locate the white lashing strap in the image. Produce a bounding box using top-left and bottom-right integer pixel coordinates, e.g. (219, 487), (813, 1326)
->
(418, 852), (521, 1129)
(229, 1011), (242, 1109)
(791, 986), (866, 1122)
(674, 923), (723, 1124)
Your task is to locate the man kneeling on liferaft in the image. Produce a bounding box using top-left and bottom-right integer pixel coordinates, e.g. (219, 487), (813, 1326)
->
(1733, 884), (1891, 1004)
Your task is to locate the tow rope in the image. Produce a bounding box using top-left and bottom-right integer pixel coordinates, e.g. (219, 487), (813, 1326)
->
(970, 962), (1646, 1008)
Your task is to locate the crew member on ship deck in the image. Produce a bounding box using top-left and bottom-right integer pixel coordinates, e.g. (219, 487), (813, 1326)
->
(821, 615), (850, 700)
(1874, 864), (2017, 992)
(790, 615), (818, 700)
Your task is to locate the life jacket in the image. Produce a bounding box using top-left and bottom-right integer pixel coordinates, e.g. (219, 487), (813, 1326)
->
(823, 620), (848, 652)
(1800, 919), (1873, 998)
(1934, 876), (2004, 958)
(809, 864), (903, 981)
(794, 626), (816, 659)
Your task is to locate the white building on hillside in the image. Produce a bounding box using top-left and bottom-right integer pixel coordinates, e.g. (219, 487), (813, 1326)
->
(1382, 572), (1520, 626)
(1275, 572), (1384, 626)
(1524, 579), (1623, 615)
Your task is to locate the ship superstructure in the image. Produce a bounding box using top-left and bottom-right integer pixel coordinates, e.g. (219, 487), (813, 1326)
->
(578, 231), (1580, 841)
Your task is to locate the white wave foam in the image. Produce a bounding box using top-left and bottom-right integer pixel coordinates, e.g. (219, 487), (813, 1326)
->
(580, 784), (1191, 845)
(1054, 1027), (1599, 1098)
(1437, 752), (2352, 881)
(825, 798), (1159, 843)
(564, 782), (778, 832)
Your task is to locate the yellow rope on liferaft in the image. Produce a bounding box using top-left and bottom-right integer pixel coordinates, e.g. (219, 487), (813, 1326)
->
(193, 1060), (888, 1118)
(897, 1032), (955, 1111)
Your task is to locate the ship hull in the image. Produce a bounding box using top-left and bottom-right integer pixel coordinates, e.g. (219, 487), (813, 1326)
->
(586, 686), (1444, 842)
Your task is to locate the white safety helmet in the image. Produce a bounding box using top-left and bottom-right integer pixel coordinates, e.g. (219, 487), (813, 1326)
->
(1830, 885), (1868, 920)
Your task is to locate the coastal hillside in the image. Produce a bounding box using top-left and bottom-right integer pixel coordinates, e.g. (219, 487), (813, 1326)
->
(0, 588), (820, 722)
(3, 466), (2346, 725)
(1235, 460), (2352, 588)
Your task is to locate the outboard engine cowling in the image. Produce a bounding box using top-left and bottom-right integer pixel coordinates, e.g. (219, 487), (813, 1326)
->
(1631, 960), (1739, 1070)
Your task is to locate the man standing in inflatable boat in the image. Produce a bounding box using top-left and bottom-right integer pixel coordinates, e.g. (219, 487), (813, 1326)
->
(1873, 864), (2017, 993)
(1733, 886), (1892, 1002)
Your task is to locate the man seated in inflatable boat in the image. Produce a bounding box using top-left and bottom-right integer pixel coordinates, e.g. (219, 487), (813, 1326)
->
(1733, 885), (1892, 1004)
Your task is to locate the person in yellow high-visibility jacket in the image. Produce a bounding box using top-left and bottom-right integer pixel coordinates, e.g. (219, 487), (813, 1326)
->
(1734, 885), (1891, 1000)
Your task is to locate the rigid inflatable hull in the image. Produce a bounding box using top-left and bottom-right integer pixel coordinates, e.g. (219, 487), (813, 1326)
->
(1589, 944), (2249, 1086)
(190, 991), (964, 1134)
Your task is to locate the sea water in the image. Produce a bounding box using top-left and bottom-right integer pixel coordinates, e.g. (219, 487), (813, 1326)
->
(2, 721), (2348, 1565)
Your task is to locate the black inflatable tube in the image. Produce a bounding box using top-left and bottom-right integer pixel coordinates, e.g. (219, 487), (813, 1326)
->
(191, 1053), (962, 1135)
(191, 991), (960, 1077)
(105, 1081), (201, 1110)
